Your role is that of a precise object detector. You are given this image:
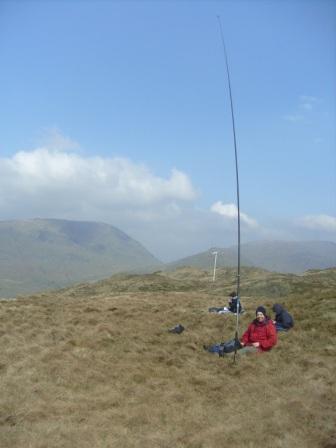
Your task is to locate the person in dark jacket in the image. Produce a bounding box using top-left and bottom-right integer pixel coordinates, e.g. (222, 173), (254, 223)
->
(240, 306), (277, 353)
(228, 291), (243, 314)
(272, 304), (294, 331)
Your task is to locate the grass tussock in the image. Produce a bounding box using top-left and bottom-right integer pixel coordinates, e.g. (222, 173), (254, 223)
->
(0, 267), (335, 447)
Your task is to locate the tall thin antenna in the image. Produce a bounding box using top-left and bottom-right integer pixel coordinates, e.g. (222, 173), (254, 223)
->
(217, 15), (241, 359)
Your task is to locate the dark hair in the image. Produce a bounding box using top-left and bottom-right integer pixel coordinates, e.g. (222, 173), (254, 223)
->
(256, 306), (267, 316)
(229, 291), (237, 297)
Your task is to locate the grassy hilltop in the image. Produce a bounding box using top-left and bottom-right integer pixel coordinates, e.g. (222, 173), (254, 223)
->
(0, 267), (335, 448)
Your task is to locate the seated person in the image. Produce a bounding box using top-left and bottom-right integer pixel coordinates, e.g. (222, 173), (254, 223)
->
(272, 303), (294, 331)
(208, 291), (243, 314)
(228, 291), (243, 314)
(240, 306), (277, 353)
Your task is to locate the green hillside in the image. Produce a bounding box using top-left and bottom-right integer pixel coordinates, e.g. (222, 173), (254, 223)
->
(0, 219), (162, 298)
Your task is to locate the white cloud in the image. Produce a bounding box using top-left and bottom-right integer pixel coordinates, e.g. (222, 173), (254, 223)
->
(210, 201), (259, 228)
(0, 147), (197, 221)
(0, 142), (264, 261)
(2, 136), (334, 262)
(297, 214), (336, 232)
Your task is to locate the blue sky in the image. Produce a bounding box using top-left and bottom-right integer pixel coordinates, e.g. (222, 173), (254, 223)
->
(0, 0), (335, 261)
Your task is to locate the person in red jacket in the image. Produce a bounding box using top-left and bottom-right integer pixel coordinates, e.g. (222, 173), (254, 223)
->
(240, 306), (277, 353)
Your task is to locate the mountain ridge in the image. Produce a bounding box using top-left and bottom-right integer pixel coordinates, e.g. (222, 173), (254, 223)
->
(0, 218), (162, 297)
(167, 240), (336, 273)
(0, 218), (335, 298)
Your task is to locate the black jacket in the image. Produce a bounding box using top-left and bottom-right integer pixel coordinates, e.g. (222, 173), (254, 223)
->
(273, 304), (294, 329)
(229, 296), (242, 314)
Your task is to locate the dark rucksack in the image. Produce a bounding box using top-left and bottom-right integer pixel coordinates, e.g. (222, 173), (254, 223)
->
(168, 324), (185, 334)
(206, 338), (242, 356)
(219, 338), (242, 356)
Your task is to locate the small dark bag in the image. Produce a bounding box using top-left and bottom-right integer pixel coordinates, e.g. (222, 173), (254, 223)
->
(168, 324), (185, 334)
(219, 338), (242, 356)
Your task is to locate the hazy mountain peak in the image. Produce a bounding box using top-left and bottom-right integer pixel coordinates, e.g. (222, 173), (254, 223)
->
(0, 219), (162, 298)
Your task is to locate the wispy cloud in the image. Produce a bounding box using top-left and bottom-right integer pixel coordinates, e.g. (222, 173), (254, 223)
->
(210, 201), (259, 228)
(38, 128), (80, 152)
(283, 94), (320, 122)
(283, 114), (304, 122)
(297, 214), (336, 232)
(300, 95), (318, 111)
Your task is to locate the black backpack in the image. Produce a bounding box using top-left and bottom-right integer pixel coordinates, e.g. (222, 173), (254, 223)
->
(219, 338), (242, 356)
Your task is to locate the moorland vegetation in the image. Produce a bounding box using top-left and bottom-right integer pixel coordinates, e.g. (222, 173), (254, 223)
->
(0, 267), (335, 447)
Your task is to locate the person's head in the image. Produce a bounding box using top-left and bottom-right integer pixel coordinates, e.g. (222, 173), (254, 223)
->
(229, 291), (237, 298)
(255, 306), (267, 322)
(272, 304), (283, 314)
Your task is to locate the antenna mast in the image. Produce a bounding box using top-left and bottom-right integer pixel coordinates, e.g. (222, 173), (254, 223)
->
(217, 16), (241, 359)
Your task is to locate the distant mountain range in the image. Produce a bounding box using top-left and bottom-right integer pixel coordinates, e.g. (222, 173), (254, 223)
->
(0, 219), (162, 297)
(0, 219), (335, 298)
(167, 240), (336, 274)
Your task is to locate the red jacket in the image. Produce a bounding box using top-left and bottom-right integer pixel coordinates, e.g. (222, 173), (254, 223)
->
(241, 318), (277, 352)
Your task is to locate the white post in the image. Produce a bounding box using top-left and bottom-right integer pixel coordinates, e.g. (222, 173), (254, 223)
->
(212, 251), (218, 282)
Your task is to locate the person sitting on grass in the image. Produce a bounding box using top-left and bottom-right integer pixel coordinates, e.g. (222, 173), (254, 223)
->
(239, 306), (277, 354)
(228, 291), (243, 314)
(208, 291), (243, 315)
(272, 303), (294, 332)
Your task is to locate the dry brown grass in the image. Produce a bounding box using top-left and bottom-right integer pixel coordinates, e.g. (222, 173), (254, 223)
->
(0, 267), (335, 447)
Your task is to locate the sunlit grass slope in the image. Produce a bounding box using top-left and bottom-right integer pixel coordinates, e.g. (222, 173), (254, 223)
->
(1, 267), (335, 447)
